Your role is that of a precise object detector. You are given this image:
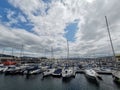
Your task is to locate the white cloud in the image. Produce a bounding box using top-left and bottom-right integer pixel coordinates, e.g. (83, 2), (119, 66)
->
(86, 0), (95, 3)
(17, 13), (27, 22)
(6, 9), (18, 25)
(0, 0), (120, 57)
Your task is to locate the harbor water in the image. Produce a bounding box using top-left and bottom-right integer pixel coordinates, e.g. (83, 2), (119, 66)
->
(0, 74), (120, 90)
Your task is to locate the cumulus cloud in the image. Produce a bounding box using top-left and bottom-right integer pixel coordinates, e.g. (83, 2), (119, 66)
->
(0, 0), (120, 58)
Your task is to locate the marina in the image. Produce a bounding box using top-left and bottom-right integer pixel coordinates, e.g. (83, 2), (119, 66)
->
(0, 0), (120, 90)
(0, 60), (119, 84)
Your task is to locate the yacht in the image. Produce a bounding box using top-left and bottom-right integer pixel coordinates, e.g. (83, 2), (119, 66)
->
(52, 68), (62, 77)
(84, 69), (102, 82)
(4, 65), (21, 75)
(23, 65), (41, 75)
(0, 64), (6, 73)
(43, 68), (55, 77)
(112, 70), (120, 83)
(62, 67), (75, 79)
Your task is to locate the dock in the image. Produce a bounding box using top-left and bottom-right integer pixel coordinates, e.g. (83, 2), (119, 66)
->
(75, 69), (112, 74)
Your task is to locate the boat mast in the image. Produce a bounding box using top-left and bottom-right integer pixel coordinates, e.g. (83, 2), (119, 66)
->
(105, 16), (116, 67)
(12, 48), (13, 56)
(20, 44), (24, 62)
(67, 40), (69, 60)
(0, 48), (5, 63)
(51, 47), (54, 59)
(44, 49), (46, 58)
(11, 48), (14, 61)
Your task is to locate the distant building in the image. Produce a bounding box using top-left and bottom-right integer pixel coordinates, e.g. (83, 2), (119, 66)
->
(115, 54), (120, 68)
(0, 54), (19, 62)
(116, 54), (120, 62)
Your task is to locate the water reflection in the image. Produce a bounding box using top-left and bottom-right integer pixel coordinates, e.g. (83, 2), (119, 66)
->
(62, 77), (74, 83)
(114, 81), (120, 88)
(25, 74), (39, 80)
(84, 75), (99, 86)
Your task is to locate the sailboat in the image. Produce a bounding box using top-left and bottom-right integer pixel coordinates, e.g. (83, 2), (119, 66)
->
(105, 16), (120, 84)
(62, 67), (75, 79)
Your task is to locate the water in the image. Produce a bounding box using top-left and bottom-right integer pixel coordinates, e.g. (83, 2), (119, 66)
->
(0, 74), (120, 90)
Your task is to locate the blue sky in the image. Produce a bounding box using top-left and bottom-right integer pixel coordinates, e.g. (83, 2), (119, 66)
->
(0, 0), (78, 42)
(0, 0), (33, 32)
(64, 20), (79, 42)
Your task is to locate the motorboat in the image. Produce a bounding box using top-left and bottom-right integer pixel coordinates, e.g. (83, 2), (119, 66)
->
(98, 67), (112, 74)
(43, 68), (55, 77)
(41, 66), (49, 72)
(4, 65), (21, 75)
(112, 70), (120, 84)
(29, 69), (41, 75)
(52, 68), (62, 77)
(0, 64), (6, 73)
(84, 69), (102, 82)
(18, 65), (28, 75)
(23, 65), (41, 75)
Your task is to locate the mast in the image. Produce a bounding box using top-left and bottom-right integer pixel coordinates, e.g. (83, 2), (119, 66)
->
(11, 48), (14, 61)
(20, 44), (24, 61)
(12, 48), (13, 56)
(0, 48), (5, 62)
(51, 47), (54, 59)
(105, 16), (116, 67)
(67, 40), (69, 60)
(44, 49), (46, 58)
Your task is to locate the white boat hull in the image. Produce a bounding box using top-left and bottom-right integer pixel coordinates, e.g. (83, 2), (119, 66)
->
(84, 69), (102, 83)
(62, 67), (75, 78)
(43, 69), (55, 77)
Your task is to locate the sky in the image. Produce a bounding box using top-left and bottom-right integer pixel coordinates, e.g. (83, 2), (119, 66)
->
(0, 0), (120, 58)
